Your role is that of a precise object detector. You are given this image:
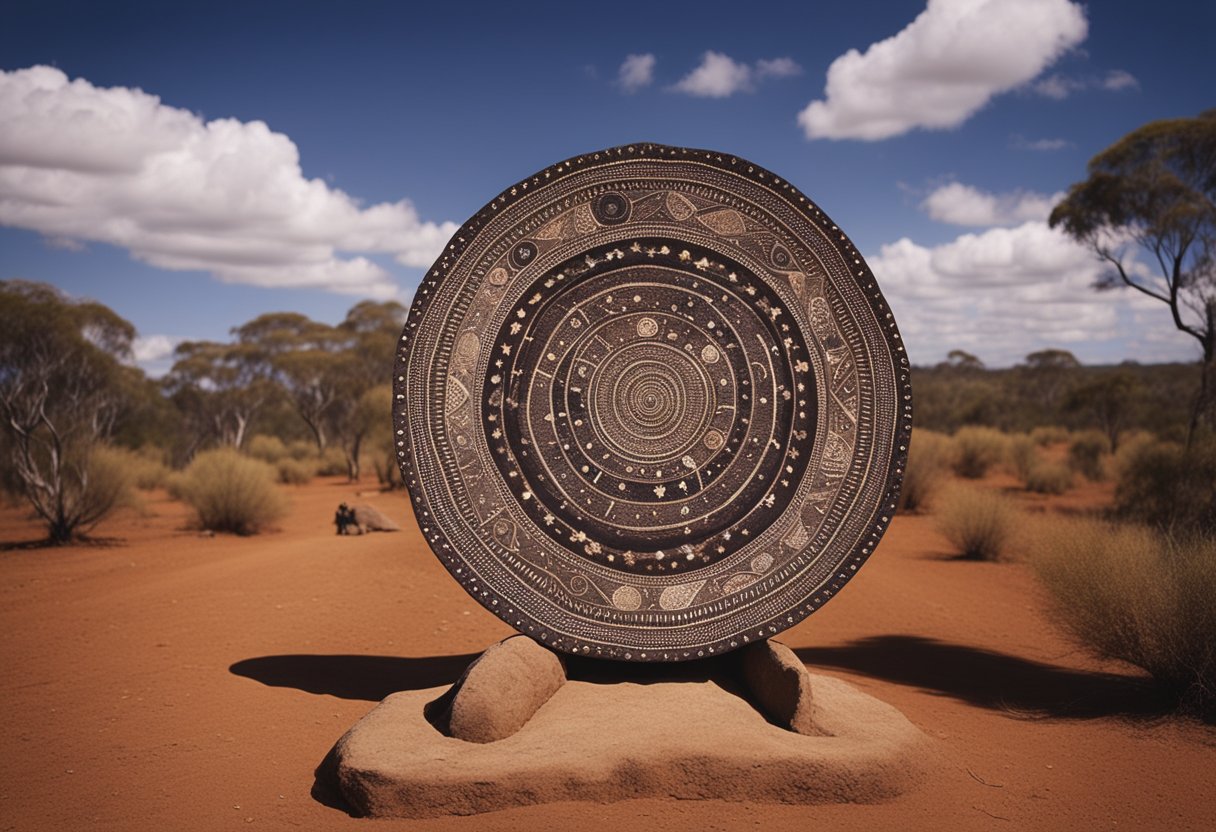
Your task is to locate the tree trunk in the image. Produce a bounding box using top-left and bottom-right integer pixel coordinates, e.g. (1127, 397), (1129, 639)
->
(346, 432), (363, 482)
(1188, 326), (1216, 446)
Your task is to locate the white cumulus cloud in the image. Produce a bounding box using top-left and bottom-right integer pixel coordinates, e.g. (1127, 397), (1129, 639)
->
(869, 221), (1188, 365)
(618, 53), (656, 92)
(0, 66), (458, 298)
(798, 0), (1088, 141)
(921, 182), (1065, 227)
(672, 51), (801, 98)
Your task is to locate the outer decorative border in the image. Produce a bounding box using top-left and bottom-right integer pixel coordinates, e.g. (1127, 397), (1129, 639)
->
(393, 143), (913, 661)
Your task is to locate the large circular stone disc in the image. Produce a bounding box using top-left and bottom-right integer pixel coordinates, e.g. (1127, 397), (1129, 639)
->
(394, 144), (911, 661)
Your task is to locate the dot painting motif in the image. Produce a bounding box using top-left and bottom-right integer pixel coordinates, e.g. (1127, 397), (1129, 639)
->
(394, 144), (911, 661)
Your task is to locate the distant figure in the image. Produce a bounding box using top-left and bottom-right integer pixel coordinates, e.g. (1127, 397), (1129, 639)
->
(334, 502), (360, 535)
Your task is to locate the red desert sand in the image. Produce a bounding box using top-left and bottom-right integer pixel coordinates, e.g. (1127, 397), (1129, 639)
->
(1, 475), (1213, 831)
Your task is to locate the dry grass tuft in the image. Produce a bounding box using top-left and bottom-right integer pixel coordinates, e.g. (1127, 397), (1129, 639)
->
(1024, 462), (1073, 495)
(935, 485), (1016, 561)
(1068, 430), (1108, 481)
(177, 448), (287, 535)
(951, 426), (1008, 479)
(1027, 516), (1216, 718)
(1030, 425), (1070, 446)
(275, 457), (316, 485)
(1006, 434), (1040, 481)
(897, 429), (951, 513)
(244, 435), (290, 464)
(1114, 438), (1216, 535)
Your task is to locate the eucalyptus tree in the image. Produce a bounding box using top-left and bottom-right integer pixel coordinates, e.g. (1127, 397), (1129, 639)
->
(1050, 111), (1216, 439)
(0, 280), (136, 542)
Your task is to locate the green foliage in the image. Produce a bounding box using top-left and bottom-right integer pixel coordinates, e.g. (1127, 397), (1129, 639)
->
(951, 426), (1007, 479)
(1068, 430), (1109, 481)
(1114, 439), (1216, 535)
(896, 429), (950, 513)
(936, 485), (1016, 561)
(1024, 462), (1073, 495)
(177, 448), (287, 535)
(1028, 517), (1216, 718)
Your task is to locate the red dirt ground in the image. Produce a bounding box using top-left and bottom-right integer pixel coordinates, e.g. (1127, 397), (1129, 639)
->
(1, 475), (1213, 831)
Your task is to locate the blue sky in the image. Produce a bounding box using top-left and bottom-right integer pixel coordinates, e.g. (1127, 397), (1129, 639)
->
(2, 0), (1213, 373)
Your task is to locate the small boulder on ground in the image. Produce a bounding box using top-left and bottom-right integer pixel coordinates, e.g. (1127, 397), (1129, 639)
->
(739, 639), (821, 736)
(350, 503), (400, 532)
(427, 635), (566, 744)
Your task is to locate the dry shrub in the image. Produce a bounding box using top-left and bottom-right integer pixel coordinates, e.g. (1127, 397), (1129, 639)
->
(245, 434), (289, 464)
(1030, 425), (1070, 446)
(285, 439), (317, 460)
(936, 485), (1016, 560)
(313, 446), (349, 477)
(1115, 439), (1216, 535)
(101, 445), (172, 490)
(1110, 430), (1157, 481)
(951, 426), (1008, 479)
(897, 430), (951, 513)
(178, 448), (287, 535)
(1024, 462), (1073, 495)
(1068, 430), (1108, 481)
(1028, 516), (1216, 718)
(275, 457), (315, 485)
(75, 444), (139, 521)
(1007, 434), (1040, 481)
(164, 471), (188, 501)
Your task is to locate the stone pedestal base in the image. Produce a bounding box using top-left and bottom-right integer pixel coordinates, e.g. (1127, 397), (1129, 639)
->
(325, 670), (932, 818)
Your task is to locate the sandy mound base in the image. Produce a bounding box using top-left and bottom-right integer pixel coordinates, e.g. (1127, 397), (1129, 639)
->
(328, 674), (932, 818)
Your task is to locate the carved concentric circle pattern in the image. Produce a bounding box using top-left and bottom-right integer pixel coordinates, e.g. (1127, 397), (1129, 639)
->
(395, 144), (911, 661)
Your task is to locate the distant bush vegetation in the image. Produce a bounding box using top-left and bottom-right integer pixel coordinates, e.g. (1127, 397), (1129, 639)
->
(911, 358), (1195, 441)
(897, 429), (950, 513)
(935, 485), (1016, 561)
(175, 448), (287, 535)
(1028, 516), (1216, 719)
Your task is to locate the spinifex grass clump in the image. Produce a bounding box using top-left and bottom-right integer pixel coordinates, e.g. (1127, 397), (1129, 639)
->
(1007, 433), (1039, 481)
(1068, 430), (1108, 481)
(1115, 439), (1216, 535)
(1024, 462), (1073, 495)
(936, 485), (1016, 561)
(1030, 425), (1070, 446)
(897, 429), (951, 513)
(275, 457), (316, 485)
(1028, 517), (1216, 719)
(950, 426), (1008, 479)
(177, 448), (287, 535)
